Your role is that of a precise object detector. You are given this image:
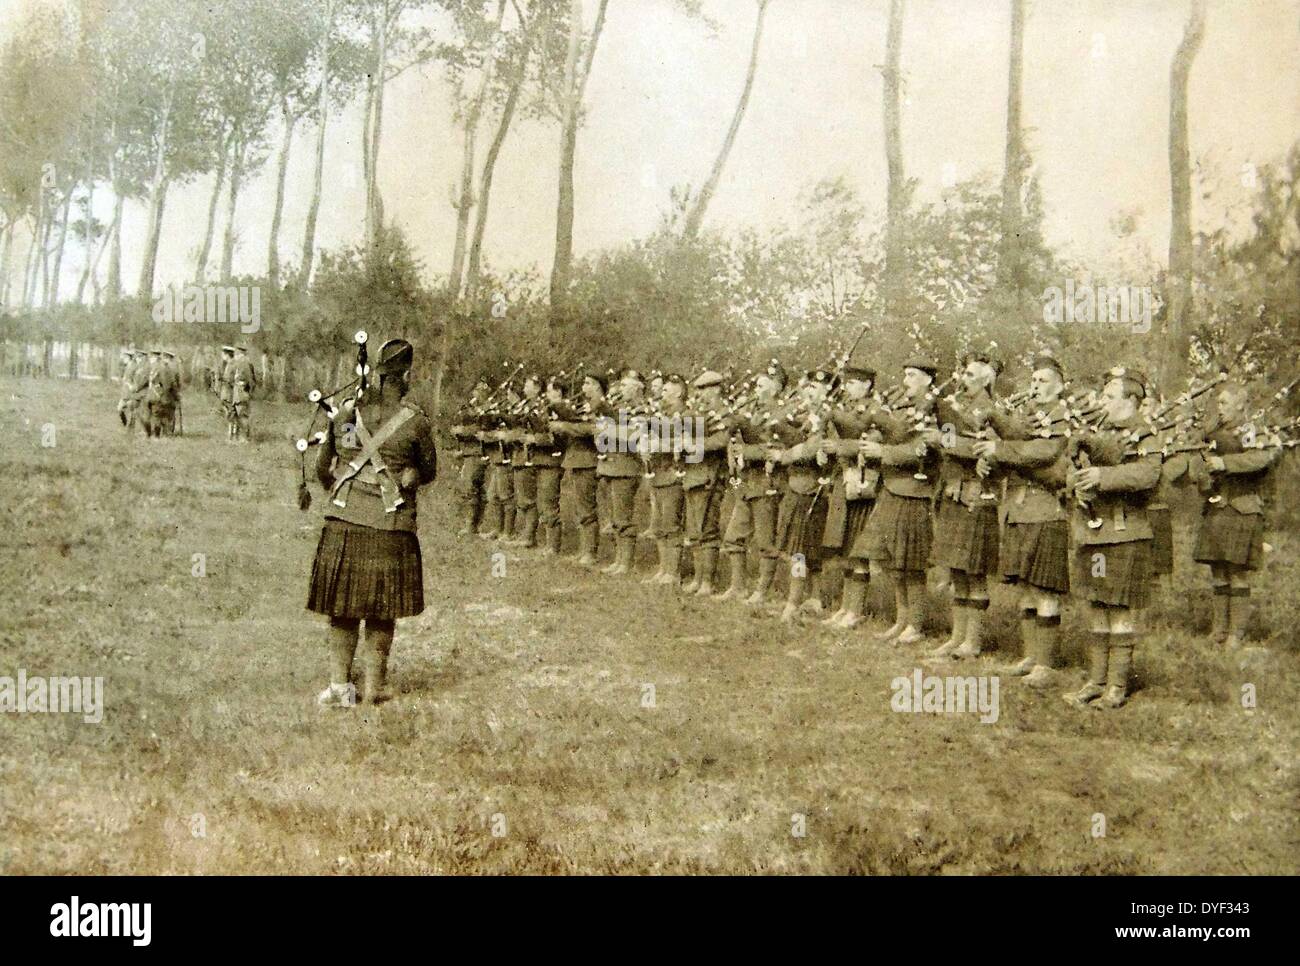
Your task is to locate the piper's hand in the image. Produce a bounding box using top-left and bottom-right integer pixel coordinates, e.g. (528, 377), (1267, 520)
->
(919, 428), (943, 447)
(399, 467), (420, 489)
(1206, 455), (1226, 473)
(976, 457), (991, 479)
(972, 439), (997, 459)
(1071, 467), (1101, 492)
(859, 440), (882, 460)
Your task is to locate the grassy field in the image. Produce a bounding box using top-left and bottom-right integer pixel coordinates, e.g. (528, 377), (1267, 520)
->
(1, 375), (1297, 874)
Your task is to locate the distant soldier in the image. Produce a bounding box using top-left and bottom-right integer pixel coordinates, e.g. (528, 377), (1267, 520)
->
(1191, 381), (1285, 648)
(774, 369), (835, 622)
(595, 368), (647, 575)
(450, 377), (491, 536)
(549, 373), (606, 566)
(534, 377), (569, 556)
(217, 345), (235, 427)
(504, 373), (550, 549)
(680, 370), (730, 596)
(117, 349), (140, 429)
(164, 350), (183, 435)
(477, 385), (518, 541)
(717, 360), (789, 604)
(225, 345), (257, 443)
(1063, 367), (1161, 710)
(309, 338), (438, 708)
(642, 374), (688, 585)
(146, 348), (179, 438)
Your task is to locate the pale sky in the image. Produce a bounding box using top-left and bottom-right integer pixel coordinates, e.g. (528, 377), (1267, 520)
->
(4, 0), (1300, 297)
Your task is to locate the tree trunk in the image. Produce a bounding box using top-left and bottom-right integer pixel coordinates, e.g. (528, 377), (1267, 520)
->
(36, 209), (53, 309)
(83, 199), (115, 306)
(0, 220), (14, 309)
(366, 12), (389, 249)
(1165, 0), (1206, 385)
(466, 45), (530, 298)
(195, 133), (228, 282)
(682, 0), (770, 239)
(550, 0), (609, 319)
(74, 176), (97, 304)
(882, 0), (906, 317)
(22, 207), (45, 309)
(137, 82), (176, 300)
(267, 98), (297, 289)
(998, 0), (1026, 292)
(106, 144), (124, 301)
(301, 1), (334, 285)
(221, 135), (246, 282)
(47, 185), (75, 307)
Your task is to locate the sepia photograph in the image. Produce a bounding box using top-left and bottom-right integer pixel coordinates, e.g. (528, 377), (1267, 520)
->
(0, 0), (1297, 902)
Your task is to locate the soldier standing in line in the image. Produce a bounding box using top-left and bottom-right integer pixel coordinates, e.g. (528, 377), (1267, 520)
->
(216, 345), (235, 421)
(774, 370), (835, 622)
(164, 350), (183, 435)
(595, 368), (647, 575)
(478, 384), (519, 541)
(309, 339), (438, 708)
(146, 348), (179, 438)
(226, 344), (257, 443)
(680, 371), (731, 596)
(638, 371), (665, 542)
(549, 373), (606, 566)
(858, 358), (941, 646)
(504, 373), (548, 548)
(534, 376), (569, 557)
(642, 374), (688, 586)
(715, 360), (789, 604)
(117, 349), (140, 429)
(450, 377), (491, 537)
(1191, 381), (1286, 649)
(926, 351), (1003, 660)
(1063, 367), (1161, 710)
(818, 366), (882, 629)
(977, 351), (1072, 688)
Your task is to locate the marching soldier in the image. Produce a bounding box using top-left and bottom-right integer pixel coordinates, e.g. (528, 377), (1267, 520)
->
(926, 351), (1002, 660)
(549, 373), (607, 566)
(978, 351), (1072, 687)
(450, 377), (491, 536)
(680, 371), (730, 596)
(818, 365), (882, 629)
(309, 338), (438, 707)
(642, 374), (688, 585)
(1063, 367), (1161, 710)
(858, 358), (941, 646)
(717, 360), (789, 605)
(595, 368), (647, 575)
(1191, 381), (1285, 648)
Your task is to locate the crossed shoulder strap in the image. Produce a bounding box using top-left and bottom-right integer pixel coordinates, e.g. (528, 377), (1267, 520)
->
(330, 404), (417, 511)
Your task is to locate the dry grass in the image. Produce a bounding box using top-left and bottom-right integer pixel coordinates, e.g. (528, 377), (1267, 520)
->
(1, 377), (1297, 875)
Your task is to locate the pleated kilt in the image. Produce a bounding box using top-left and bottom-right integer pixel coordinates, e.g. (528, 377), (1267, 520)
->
(1001, 519), (1071, 594)
(777, 490), (829, 572)
(931, 499), (1000, 575)
(308, 518), (425, 620)
(859, 490), (931, 573)
(837, 501), (875, 559)
(1150, 506), (1173, 576)
(1074, 539), (1151, 609)
(1193, 507), (1264, 570)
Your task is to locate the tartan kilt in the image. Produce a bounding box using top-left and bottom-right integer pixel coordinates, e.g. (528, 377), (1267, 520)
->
(1074, 539), (1151, 609)
(830, 500), (874, 555)
(1193, 507), (1264, 570)
(777, 490), (829, 572)
(1150, 506), (1174, 576)
(857, 490), (931, 573)
(308, 518), (425, 620)
(1001, 519), (1070, 594)
(930, 500), (1000, 575)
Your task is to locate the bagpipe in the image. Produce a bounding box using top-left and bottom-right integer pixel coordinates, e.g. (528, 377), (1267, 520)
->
(293, 330), (372, 512)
